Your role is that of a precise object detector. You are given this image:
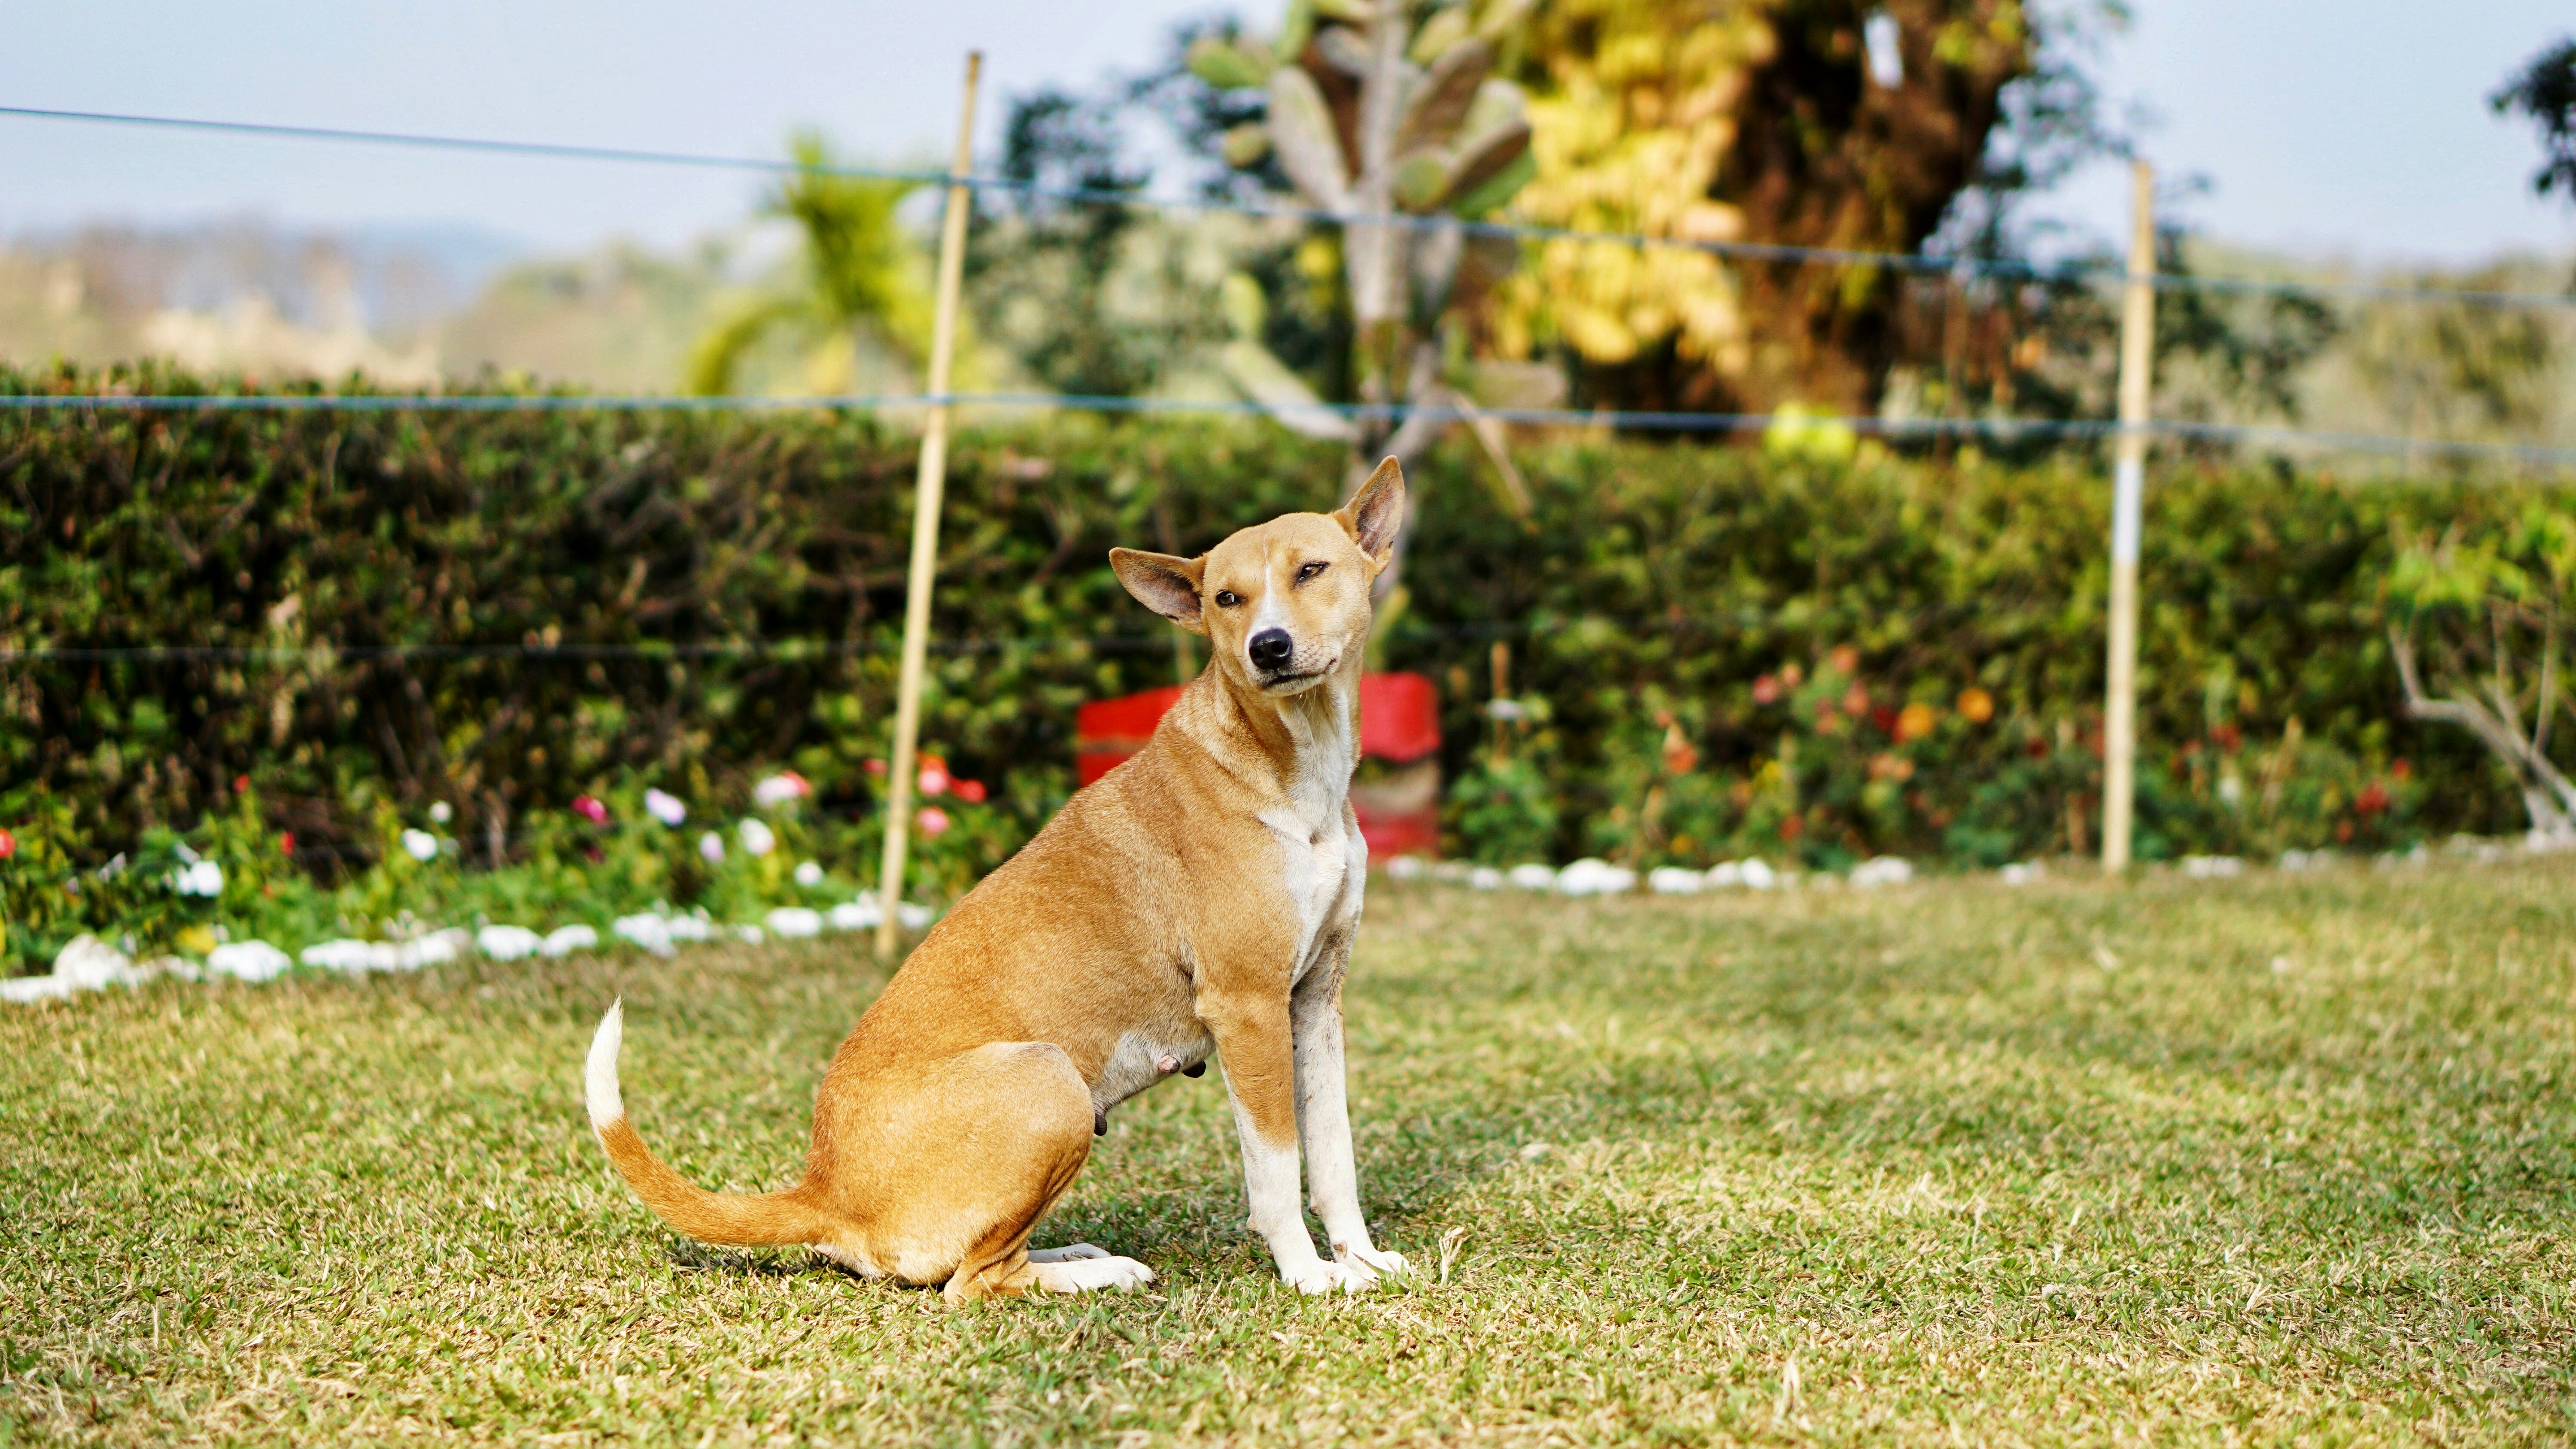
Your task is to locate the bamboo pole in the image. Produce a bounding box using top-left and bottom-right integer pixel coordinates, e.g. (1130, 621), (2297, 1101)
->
(877, 52), (981, 959)
(2102, 160), (2156, 875)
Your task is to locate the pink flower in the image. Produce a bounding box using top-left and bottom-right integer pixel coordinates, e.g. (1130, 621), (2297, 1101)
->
(953, 778), (987, 803)
(916, 807), (951, 837)
(572, 795), (608, 825)
(918, 765), (949, 797)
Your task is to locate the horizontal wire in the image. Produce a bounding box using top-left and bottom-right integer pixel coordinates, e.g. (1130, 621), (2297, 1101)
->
(0, 592), (2395, 667)
(7, 386), (2576, 466)
(8, 103), (2574, 309)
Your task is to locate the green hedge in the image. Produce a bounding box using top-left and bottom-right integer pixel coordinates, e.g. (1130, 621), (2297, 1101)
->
(1, 362), (2556, 968)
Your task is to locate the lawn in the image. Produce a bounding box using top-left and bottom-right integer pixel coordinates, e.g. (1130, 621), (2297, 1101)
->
(4, 858), (2573, 1445)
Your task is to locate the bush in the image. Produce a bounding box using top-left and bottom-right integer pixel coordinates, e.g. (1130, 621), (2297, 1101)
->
(2, 362), (2561, 968)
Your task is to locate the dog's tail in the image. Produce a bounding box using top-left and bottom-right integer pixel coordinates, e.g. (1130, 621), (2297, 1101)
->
(584, 1000), (839, 1247)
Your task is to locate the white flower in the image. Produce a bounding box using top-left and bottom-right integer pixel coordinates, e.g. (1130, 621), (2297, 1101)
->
(428, 801), (453, 825)
(698, 831), (726, 864)
(170, 859), (226, 897)
(793, 860), (824, 888)
(752, 772), (812, 809)
(738, 818), (777, 858)
(1706, 862), (1744, 888)
(1647, 867), (1704, 894)
(1507, 864), (1558, 890)
(644, 788), (688, 827)
(540, 924), (600, 958)
(401, 828), (439, 862)
(1738, 859), (1779, 890)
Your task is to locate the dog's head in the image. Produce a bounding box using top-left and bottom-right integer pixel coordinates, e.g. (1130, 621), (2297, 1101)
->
(1111, 457), (1405, 698)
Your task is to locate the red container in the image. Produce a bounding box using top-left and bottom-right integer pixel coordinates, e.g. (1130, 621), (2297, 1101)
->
(1075, 673), (1442, 857)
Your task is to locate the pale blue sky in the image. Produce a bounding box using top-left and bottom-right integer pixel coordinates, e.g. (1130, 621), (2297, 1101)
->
(2, 1), (2570, 264)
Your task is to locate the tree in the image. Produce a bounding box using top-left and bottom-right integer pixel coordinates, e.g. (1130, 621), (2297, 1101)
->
(1184, 0), (1543, 552)
(687, 134), (941, 397)
(1484, 0), (2047, 415)
(2492, 37), (2576, 204)
(2386, 511), (2576, 840)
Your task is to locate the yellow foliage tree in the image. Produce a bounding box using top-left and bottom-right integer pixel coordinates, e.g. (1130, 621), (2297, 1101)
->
(1488, 0), (2032, 415)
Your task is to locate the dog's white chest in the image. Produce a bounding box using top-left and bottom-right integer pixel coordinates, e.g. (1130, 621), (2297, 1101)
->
(1254, 678), (1366, 977)
(1259, 788), (1364, 981)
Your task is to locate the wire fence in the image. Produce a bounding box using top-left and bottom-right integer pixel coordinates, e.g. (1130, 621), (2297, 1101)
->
(10, 103), (2576, 309)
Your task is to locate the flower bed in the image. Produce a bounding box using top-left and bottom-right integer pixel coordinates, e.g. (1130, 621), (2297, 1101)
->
(0, 761), (993, 999)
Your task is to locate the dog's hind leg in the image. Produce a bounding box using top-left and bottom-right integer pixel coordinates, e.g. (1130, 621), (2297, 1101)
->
(865, 1042), (1150, 1303)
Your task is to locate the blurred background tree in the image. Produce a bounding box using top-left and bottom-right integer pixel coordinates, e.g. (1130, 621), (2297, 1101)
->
(1489, 0), (2043, 415)
(2493, 36), (2576, 206)
(686, 133), (947, 397)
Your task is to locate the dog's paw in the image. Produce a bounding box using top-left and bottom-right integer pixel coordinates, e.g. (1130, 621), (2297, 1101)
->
(1336, 1243), (1411, 1282)
(1282, 1260), (1372, 1295)
(1031, 1253), (1157, 1293)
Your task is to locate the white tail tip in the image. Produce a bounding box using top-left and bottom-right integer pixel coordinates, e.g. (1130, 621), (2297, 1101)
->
(585, 998), (625, 1131)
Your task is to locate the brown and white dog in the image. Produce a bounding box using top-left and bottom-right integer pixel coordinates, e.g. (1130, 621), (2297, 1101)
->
(584, 459), (1414, 1300)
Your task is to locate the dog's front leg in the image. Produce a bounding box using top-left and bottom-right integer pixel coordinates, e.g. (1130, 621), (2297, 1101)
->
(1291, 956), (1410, 1285)
(1203, 988), (1373, 1295)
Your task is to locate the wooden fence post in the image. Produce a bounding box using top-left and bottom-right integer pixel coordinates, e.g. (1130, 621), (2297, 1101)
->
(876, 52), (981, 958)
(2102, 159), (2156, 874)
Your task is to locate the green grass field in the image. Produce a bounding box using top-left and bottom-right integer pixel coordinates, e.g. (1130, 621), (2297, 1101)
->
(5, 858), (2573, 1445)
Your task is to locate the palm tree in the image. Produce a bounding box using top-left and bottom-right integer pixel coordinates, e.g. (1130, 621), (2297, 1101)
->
(687, 133), (944, 397)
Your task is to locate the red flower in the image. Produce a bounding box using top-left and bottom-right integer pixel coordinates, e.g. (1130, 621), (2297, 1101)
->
(0, 827), (14, 860)
(1751, 674), (1781, 705)
(572, 795), (609, 825)
(2391, 759), (2411, 782)
(279, 832), (295, 856)
(234, 774), (251, 795)
(865, 759), (888, 776)
(1870, 705), (1899, 735)
(953, 778), (987, 803)
(2212, 723), (2243, 753)
(2335, 819), (2355, 843)
(1778, 815), (1805, 843)
(2356, 782), (2390, 815)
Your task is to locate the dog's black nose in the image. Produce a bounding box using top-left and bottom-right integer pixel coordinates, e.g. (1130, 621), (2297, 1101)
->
(1248, 629), (1294, 671)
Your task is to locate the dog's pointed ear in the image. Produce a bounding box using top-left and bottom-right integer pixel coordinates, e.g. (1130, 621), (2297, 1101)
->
(1110, 548), (1209, 635)
(1334, 456), (1406, 570)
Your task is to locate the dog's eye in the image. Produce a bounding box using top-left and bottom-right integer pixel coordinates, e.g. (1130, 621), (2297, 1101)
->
(1214, 590), (1241, 608)
(1296, 561), (1327, 582)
